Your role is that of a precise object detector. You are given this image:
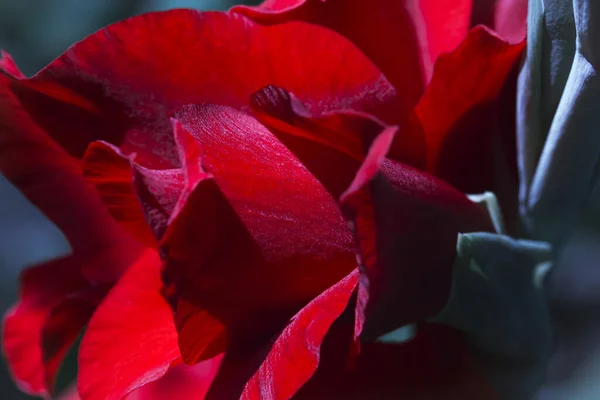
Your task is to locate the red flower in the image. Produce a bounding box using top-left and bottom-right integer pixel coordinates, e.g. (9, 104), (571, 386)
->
(0, 1), (526, 399)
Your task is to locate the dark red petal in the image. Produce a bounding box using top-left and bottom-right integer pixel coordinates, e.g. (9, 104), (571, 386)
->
(235, 0), (474, 116)
(471, 0), (528, 43)
(340, 129), (493, 340)
(82, 141), (156, 247)
(162, 105), (356, 364)
(126, 357), (223, 400)
(0, 50), (25, 78)
(414, 26), (524, 228)
(0, 72), (141, 284)
(416, 26), (524, 184)
(2, 260), (87, 396)
(78, 249), (182, 400)
(7, 10), (398, 168)
(240, 269), (358, 400)
(297, 324), (497, 399)
(250, 85), (426, 199)
(132, 165), (184, 240)
(1, 71), (141, 396)
(41, 293), (100, 395)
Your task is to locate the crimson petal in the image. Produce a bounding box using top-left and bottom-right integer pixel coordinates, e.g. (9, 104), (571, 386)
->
(250, 85), (426, 199)
(415, 26), (525, 198)
(3, 260), (87, 396)
(1, 61), (141, 397)
(234, 0), (477, 116)
(340, 129), (493, 341)
(240, 269), (359, 400)
(127, 358), (223, 400)
(162, 104), (357, 364)
(471, 0), (528, 43)
(5, 9), (399, 167)
(82, 141), (156, 247)
(78, 249), (182, 400)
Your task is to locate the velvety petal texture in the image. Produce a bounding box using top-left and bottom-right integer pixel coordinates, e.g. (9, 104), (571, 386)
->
(161, 104), (358, 364)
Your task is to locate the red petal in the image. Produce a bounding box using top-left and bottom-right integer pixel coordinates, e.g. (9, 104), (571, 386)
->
(7, 9), (398, 167)
(1, 71), (141, 396)
(240, 269), (358, 400)
(235, 0), (476, 115)
(126, 357), (223, 400)
(414, 27), (524, 226)
(296, 324), (497, 399)
(3, 260), (88, 396)
(250, 85), (426, 199)
(471, 0), (528, 43)
(340, 129), (493, 340)
(0, 72), (141, 284)
(82, 141), (156, 247)
(162, 104), (357, 364)
(132, 165), (184, 240)
(78, 249), (182, 400)
(0, 50), (25, 78)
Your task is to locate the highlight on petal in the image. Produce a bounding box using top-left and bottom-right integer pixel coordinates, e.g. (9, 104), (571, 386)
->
(5, 9), (399, 168)
(235, 0), (480, 115)
(126, 357), (223, 400)
(78, 249), (182, 400)
(241, 269), (358, 400)
(471, 1), (519, 40)
(340, 128), (493, 341)
(161, 104), (357, 365)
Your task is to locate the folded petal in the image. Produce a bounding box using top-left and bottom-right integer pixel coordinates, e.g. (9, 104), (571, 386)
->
(5, 9), (399, 168)
(340, 128), (493, 340)
(161, 105), (357, 364)
(235, 0), (476, 115)
(3, 260), (88, 396)
(78, 249), (182, 400)
(1, 68), (141, 396)
(471, 0), (528, 43)
(414, 26), (524, 229)
(241, 269), (358, 400)
(82, 141), (156, 247)
(250, 85), (426, 198)
(416, 26), (524, 188)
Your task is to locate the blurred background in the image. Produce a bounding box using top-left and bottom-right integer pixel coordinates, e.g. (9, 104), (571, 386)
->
(0, 1), (257, 398)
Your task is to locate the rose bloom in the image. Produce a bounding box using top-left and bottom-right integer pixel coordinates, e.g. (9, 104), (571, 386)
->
(0, 1), (530, 399)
